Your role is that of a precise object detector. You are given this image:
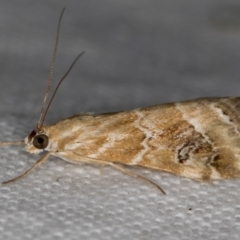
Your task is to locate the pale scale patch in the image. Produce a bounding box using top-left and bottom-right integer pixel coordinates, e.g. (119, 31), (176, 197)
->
(181, 167), (202, 180)
(177, 127), (193, 139)
(209, 166), (222, 179)
(131, 110), (152, 165)
(46, 140), (58, 152)
(175, 103), (215, 147)
(88, 132), (125, 158)
(210, 103), (240, 135)
(64, 142), (82, 151)
(58, 124), (82, 138)
(180, 162), (221, 180)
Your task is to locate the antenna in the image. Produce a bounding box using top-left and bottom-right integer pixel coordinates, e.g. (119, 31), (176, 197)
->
(39, 51), (85, 128)
(37, 8), (65, 129)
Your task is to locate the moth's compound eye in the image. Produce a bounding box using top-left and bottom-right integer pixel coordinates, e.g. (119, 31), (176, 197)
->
(33, 134), (49, 149)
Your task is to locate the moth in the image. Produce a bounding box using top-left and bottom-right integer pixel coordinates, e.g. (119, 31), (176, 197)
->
(2, 9), (240, 194)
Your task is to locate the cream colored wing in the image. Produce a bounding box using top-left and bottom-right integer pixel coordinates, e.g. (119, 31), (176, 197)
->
(46, 97), (240, 181)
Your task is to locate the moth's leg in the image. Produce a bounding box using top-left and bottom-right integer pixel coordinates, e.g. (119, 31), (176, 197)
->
(0, 140), (24, 146)
(108, 163), (166, 195)
(100, 164), (106, 175)
(56, 152), (166, 194)
(2, 152), (51, 184)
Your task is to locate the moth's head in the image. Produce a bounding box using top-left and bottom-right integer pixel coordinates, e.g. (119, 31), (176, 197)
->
(25, 128), (50, 154)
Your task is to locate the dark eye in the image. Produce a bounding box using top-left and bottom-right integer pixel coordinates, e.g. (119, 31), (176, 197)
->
(33, 134), (49, 149)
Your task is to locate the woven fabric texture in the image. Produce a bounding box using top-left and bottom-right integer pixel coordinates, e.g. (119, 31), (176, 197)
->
(0, 1), (240, 239)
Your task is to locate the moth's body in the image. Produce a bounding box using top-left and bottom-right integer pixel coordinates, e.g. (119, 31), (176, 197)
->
(25, 97), (240, 181)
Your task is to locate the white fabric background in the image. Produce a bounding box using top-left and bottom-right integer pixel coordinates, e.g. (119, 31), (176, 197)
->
(0, 1), (240, 239)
